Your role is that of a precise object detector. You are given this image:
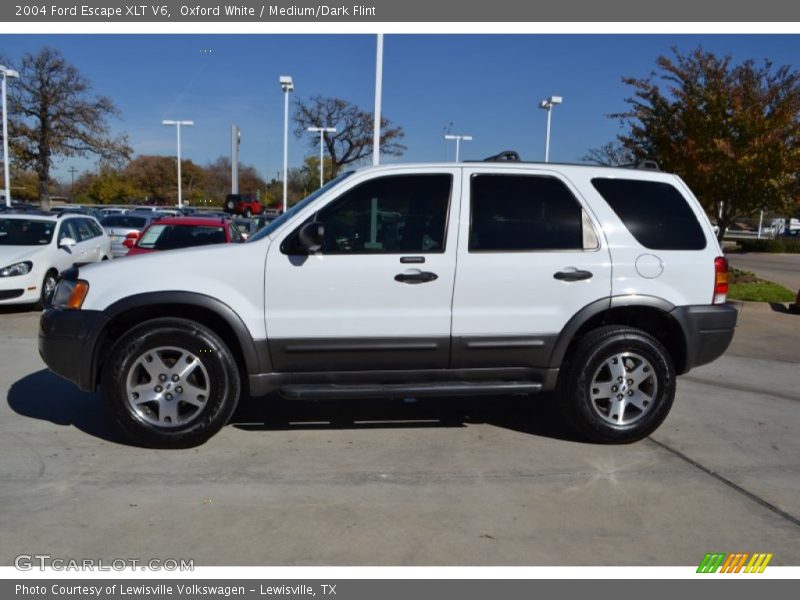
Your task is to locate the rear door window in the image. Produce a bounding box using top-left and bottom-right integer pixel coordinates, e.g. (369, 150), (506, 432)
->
(73, 218), (96, 242)
(469, 174), (586, 251)
(591, 178), (706, 250)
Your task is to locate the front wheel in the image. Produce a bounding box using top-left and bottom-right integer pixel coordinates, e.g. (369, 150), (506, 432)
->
(244, 208), (252, 218)
(558, 326), (676, 443)
(101, 318), (241, 448)
(35, 269), (58, 309)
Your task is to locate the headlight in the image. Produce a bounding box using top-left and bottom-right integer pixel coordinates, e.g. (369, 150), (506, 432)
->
(0, 261), (32, 277)
(51, 279), (90, 309)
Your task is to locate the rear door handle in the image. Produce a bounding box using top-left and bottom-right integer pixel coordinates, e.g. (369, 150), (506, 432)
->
(553, 268), (593, 282)
(395, 269), (438, 284)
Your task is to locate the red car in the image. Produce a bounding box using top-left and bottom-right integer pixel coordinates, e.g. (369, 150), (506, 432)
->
(125, 216), (244, 255)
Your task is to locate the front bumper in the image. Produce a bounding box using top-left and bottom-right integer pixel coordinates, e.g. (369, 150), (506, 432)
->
(0, 271), (40, 305)
(671, 303), (738, 372)
(39, 308), (109, 391)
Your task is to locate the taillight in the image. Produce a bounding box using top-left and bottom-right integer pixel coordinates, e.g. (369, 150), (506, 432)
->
(123, 231), (140, 249)
(713, 256), (729, 304)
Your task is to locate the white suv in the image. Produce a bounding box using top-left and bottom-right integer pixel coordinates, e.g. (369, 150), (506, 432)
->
(39, 155), (737, 447)
(0, 211), (112, 307)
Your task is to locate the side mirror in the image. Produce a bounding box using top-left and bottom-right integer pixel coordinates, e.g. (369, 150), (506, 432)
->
(59, 237), (77, 249)
(297, 221), (325, 253)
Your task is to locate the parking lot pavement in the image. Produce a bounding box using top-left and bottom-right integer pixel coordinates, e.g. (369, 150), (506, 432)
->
(728, 253), (800, 292)
(1, 308), (799, 566)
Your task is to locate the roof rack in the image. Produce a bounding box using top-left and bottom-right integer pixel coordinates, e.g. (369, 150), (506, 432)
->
(620, 160), (660, 171)
(483, 150), (521, 162)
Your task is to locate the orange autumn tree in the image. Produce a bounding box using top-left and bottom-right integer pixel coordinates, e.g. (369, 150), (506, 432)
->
(595, 47), (800, 238)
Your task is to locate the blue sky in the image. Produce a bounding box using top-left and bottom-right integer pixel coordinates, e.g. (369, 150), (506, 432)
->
(3, 34), (800, 182)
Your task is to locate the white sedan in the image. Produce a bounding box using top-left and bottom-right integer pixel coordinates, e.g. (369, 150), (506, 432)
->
(0, 211), (112, 308)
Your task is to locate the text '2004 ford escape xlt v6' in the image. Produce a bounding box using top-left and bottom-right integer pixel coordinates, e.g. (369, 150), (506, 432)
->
(39, 153), (737, 448)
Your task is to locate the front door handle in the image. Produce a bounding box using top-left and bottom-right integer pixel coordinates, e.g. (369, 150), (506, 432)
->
(553, 268), (593, 282)
(395, 269), (438, 284)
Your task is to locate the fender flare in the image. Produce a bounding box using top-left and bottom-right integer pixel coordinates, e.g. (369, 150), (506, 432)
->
(548, 295), (678, 368)
(98, 291), (268, 376)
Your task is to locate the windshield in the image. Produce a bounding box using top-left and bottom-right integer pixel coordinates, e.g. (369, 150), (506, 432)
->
(0, 218), (55, 246)
(247, 171), (354, 243)
(102, 215), (149, 229)
(137, 224), (226, 250)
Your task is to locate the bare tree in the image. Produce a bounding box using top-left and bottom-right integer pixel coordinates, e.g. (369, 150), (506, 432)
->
(4, 47), (131, 208)
(294, 95), (405, 177)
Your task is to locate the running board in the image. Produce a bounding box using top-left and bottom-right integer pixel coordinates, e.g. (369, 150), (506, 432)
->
(279, 381), (543, 400)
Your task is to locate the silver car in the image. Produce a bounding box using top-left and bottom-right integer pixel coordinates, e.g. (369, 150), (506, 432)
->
(101, 214), (158, 258)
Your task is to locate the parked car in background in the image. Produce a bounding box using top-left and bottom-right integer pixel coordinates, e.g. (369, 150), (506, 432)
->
(125, 216), (243, 256)
(0, 211), (111, 307)
(100, 207), (126, 217)
(224, 193), (265, 218)
(101, 214), (159, 258)
(50, 205), (106, 223)
(128, 206), (162, 214)
(232, 216), (258, 240)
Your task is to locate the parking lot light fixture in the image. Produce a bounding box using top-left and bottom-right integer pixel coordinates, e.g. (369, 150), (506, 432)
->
(307, 126), (337, 188)
(162, 119), (194, 208)
(538, 95), (562, 163)
(1, 65), (20, 208)
(443, 134), (473, 162)
(280, 75), (294, 213)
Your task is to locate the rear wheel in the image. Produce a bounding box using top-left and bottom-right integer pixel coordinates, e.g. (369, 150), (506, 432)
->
(101, 318), (241, 448)
(558, 326), (676, 443)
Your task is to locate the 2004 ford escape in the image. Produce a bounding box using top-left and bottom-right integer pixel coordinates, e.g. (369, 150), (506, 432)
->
(39, 153), (737, 448)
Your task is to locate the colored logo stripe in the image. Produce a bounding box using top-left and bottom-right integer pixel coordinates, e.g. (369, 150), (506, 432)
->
(745, 553), (773, 573)
(697, 553), (726, 573)
(697, 552), (773, 573)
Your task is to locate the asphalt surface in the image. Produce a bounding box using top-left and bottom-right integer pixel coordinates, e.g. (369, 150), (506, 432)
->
(728, 252), (800, 292)
(0, 296), (798, 566)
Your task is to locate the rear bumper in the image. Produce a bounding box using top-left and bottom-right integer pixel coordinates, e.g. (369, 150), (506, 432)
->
(39, 308), (109, 392)
(671, 303), (738, 372)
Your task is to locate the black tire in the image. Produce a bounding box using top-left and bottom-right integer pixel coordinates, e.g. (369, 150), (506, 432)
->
(244, 208), (252, 218)
(35, 269), (58, 310)
(225, 199), (236, 212)
(558, 325), (676, 444)
(101, 318), (241, 448)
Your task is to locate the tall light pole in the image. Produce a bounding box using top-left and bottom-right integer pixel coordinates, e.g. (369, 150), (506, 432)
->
(538, 95), (562, 163)
(280, 75), (294, 213)
(307, 126), (337, 188)
(162, 119), (194, 208)
(68, 166), (78, 202)
(444, 134), (473, 162)
(1, 65), (20, 207)
(373, 34), (383, 166)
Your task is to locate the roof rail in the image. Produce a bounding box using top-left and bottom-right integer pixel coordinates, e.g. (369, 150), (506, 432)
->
(620, 160), (660, 171)
(483, 150), (521, 162)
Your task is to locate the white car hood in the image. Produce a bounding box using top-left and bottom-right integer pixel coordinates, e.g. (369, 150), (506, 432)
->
(0, 244), (50, 268)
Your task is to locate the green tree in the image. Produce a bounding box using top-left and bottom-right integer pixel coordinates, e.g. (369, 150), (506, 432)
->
(591, 47), (800, 237)
(293, 95), (406, 176)
(87, 167), (139, 204)
(3, 47), (131, 209)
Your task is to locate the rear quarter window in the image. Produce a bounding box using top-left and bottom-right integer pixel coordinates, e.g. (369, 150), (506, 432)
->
(591, 178), (707, 250)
